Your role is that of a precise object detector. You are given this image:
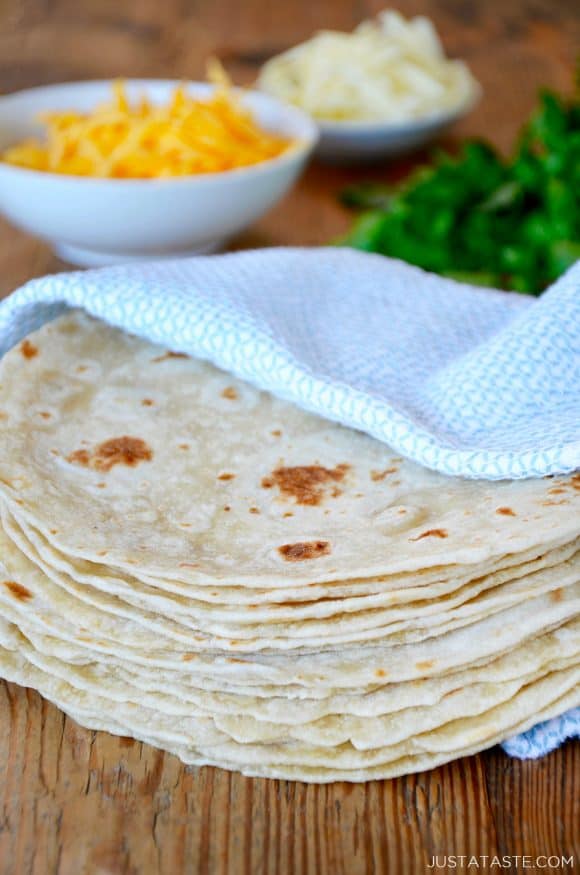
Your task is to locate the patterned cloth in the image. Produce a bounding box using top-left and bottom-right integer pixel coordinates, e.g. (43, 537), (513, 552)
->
(0, 247), (578, 480)
(501, 708), (580, 758)
(0, 246), (578, 757)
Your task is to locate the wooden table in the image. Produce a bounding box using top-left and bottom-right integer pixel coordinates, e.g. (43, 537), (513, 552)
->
(0, 2), (578, 872)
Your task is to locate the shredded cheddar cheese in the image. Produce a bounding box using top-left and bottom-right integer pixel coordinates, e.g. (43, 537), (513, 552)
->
(3, 66), (291, 178)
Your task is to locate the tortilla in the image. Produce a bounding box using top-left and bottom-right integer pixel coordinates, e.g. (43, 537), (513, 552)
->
(0, 312), (577, 590)
(0, 634), (577, 781)
(1, 508), (577, 651)
(0, 311), (577, 782)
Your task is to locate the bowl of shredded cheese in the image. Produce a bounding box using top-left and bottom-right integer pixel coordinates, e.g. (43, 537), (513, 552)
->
(0, 74), (317, 265)
(257, 10), (480, 162)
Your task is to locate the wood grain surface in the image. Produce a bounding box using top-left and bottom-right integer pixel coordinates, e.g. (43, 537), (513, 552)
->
(0, 1), (578, 873)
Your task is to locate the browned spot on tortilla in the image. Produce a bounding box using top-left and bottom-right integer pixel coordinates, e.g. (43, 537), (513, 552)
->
(227, 658), (246, 664)
(550, 588), (564, 603)
(4, 581), (32, 601)
(68, 437), (153, 473)
(179, 562), (199, 568)
(95, 437), (152, 471)
(152, 351), (189, 363)
(570, 474), (580, 491)
(398, 508), (407, 515)
(496, 507), (516, 517)
(221, 386), (238, 400)
(20, 340), (38, 359)
(370, 467), (398, 482)
(223, 505), (231, 512)
(548, 487), (566, 495)
(68, 448), (90, 466)
(271, 429), (282, 437)
(542, 499), (568, 506)
(278, 540), (331, 562)
(76, 365), (88, 373)
(262, 464), (350, 506)
(249, 507), (260, 514)
(410, 529), (448, 541)
(50, 449), (60, 456)
(39, 411), (51, 419)
(97, 482), (106, 489)
(283, 512), (294, 518)
(178, 443), (189, 450)
(181, 653), (195, 662)
(217, 472), (236, 481)
(375, 669), (387, 678)
(179, 522), (192, 527)
(415, 660), (435, 671)
(97, 550), (108, 556)
(141, 398), (154, 406)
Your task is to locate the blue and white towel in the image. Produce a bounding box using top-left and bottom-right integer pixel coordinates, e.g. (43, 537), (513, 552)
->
(0, 247), (578, 480)
(0, 246), (578, 757)
(502, 708), (579, 759)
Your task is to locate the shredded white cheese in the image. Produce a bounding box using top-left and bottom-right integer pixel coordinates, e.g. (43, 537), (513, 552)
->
(257, 10), (479, 123)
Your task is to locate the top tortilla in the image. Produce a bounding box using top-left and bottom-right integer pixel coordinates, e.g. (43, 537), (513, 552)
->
(0, 311), (578, 588)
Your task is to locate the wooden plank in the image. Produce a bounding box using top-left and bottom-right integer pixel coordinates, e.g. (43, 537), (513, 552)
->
(1, 684), (578, 874)
(0, 1), (578, 871)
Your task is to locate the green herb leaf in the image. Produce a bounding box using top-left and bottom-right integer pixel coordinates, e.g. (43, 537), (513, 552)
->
(338, 86), (580, 295)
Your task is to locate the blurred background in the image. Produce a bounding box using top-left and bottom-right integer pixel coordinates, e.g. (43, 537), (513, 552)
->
(0, 0), (578, 286)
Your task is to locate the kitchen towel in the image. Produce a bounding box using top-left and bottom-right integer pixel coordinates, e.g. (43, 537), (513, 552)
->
(501, 707), (579, 759)
(0, 246), (578, 480)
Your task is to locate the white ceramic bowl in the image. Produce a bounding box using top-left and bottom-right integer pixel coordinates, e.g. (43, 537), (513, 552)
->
(315, 93), (480, 163)
(0, 80), (318, 266)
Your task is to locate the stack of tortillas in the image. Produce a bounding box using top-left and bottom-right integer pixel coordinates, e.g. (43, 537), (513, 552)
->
(0, 311), (577, 781)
